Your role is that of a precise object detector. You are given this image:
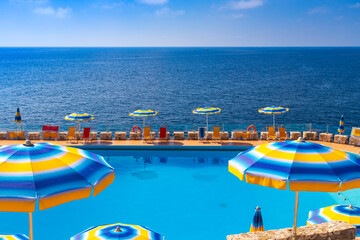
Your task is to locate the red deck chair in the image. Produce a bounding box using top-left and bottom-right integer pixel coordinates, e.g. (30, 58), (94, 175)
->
(42, 125), (59, 140)
(159, 127), (168, 141)
(82, 127), (91, 143)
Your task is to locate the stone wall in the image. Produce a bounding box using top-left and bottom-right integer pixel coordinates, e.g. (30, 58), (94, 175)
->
(227, 221), (356, 240)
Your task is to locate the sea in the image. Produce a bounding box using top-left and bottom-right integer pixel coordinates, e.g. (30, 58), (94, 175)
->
(0, 47), (359, 133)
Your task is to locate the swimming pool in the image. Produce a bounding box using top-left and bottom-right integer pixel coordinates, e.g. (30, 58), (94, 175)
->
(0, 149), (358, 240)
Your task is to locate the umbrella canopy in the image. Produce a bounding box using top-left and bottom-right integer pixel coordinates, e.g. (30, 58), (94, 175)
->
(71, 223), (164, 240)
(228, 138), (360, 237)
(0, 141), (115, 240)
(0, 234), (29, 240)
(338, 115), (345, 134)
(129, 109), (158, 129)
(250, 206), (264, 232)
(192, 107), (221, 115)
(0, 141), (114, 212)
(258, 106), (289, 127)
(129, 110), (158, 117)
(192, 107), (221, 131)
(307, 205), (360, 236)
(14, 108), (22, 124)
(65, 113), (95, 121)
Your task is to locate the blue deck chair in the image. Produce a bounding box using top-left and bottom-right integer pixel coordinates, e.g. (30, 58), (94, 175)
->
(198, 127), (206, 141)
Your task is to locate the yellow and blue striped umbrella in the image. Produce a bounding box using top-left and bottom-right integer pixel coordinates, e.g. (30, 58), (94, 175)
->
(0, 234), (28, 240)
(192, 107), (221, 115)
(65, 113), (95, 121)
(229, 138), (360, 237)
(129, 110), (158, 117)
(258, 106), (289, 127)
(192, 107), (221, 131)
(14, 108), (22, 124)
(307, 205), (360, 236)
(129, 110), (158, 128)
(250, 206), (264, 232)
(338, 115), (345, 134)
(71, 223), (164, 240)
(0, 141), (114, 212)
(0, 141), (115, 240)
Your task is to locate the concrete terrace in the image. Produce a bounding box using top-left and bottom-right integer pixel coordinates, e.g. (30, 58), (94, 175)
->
(0, 139), (359, 154)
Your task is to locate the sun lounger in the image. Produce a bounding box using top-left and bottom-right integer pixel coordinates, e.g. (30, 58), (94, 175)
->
(82, 127), (91, 143)
(66, 126), (76, 143)
(7, 131), (26, 140)
(143, 126), (152, 142)
(278, 127), (287, 140)
(351, 127), (360, 138)
(159, 127), (168, 141)
(42, 125), (59, 140)
(213, 126), (221, 142)
(198, 127), (206, 141)
(267, 126), (276, 140)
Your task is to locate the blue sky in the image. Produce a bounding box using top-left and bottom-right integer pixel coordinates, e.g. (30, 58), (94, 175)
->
(0, 0), (360, 46)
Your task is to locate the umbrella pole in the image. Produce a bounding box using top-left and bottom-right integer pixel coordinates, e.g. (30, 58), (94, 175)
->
(206, 115), (209, 134)
(273, 114), (275, 128)
(292, 191), (299, 239)
(29, 212), (33, 240)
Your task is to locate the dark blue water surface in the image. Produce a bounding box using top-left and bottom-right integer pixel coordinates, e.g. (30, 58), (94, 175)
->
(0, 47), (359, 132)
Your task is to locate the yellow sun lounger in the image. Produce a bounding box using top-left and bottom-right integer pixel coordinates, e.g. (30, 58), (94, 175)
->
(267, 126), (276, 140)
(351, 127), (360, 138)
(278, 127), (287, 140)
(143, 126), (152, 142)
(213, 126), (221, 142)
(66, 126), (77, 143)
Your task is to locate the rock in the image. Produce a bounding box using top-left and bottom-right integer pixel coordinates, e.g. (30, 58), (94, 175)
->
(303, 131), (318, 140)
(260, 132), (268, 140)
(129, 132), (141, 140)
(173, 132), (184, 140)
(100, 132), (112, 141)
(27, 132), (40, 140)
(227, 221), (356, 240)
(188, 132), (198, 140)
(221, 132), (229, 140)
(319, 133), (333, 142)
(290, 131), (301, 140)
(115, 132), (127, 140)
(334, 135), (349, 144)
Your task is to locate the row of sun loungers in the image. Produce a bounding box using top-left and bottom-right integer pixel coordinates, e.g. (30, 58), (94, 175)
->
(1, 125), (360, 146)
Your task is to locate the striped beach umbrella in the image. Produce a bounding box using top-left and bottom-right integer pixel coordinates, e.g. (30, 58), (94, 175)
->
(14, 108), (22, 124)
(71, 223), (164, 240)
(338, 115), (345, 134)
(65, 113), (95, 136)
(192, 107), (221, 132)
(250, 206), (264, 232)
(0, 234), (28, 240)
(65, 113), (95, 121)
(228, 138), (360, 237)
(14, 108), (22, 131)
(307, 205), (360, 236)
(258, 106), (289, 127)
(0, 141), (115, 240)
(129, 109), (158, 128)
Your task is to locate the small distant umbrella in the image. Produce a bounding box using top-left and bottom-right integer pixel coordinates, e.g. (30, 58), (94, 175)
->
(129, 109), (158, 128)
(65, 113), (95, 135)
(250, 206), (264, 232)
(258, 106), (289, 127)
(338, 115), (345, 134)
(0, 234), (29, 240)
(192, 107), (221, 132)
(307, 205), (360, 236)
(70, 223), (164, 240)
(14, 107), (22, 131)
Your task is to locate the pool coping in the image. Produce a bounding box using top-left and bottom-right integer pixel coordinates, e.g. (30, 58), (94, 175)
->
(68, 145), (252, 151)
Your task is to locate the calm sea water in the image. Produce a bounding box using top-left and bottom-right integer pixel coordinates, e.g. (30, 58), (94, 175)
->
(0, 47), (359, 131)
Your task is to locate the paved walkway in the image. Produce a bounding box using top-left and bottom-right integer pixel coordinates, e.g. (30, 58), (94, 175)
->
(0, 139), (359, 154)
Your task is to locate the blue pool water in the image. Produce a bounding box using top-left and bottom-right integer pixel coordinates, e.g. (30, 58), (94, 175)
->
(0, 149), (358, 240)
